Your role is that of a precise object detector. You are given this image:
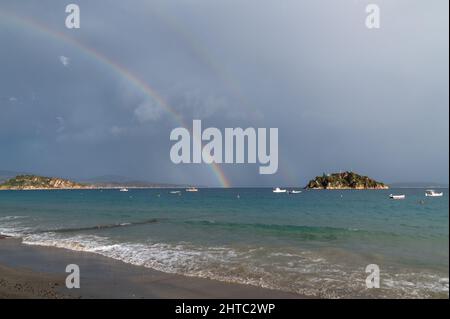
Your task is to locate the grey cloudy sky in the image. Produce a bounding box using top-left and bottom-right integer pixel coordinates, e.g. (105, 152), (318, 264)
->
(0, 0), (448, 186)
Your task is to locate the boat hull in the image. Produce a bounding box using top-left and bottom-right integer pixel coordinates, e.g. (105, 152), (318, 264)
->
(389, 194), (405, 200)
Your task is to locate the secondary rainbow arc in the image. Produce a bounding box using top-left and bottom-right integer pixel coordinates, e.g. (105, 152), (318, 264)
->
(0, 10), (231, 188)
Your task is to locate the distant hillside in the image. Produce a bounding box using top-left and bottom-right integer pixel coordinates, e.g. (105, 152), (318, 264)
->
(0, 173), (188, 190)
(0, 175), (91, 190)
(388, 182), (449, 189)
(82, 175), (138, 184)
(306, 171), (388, 189)
(0, 170), (29, 183)
(82, 175), (187, 188)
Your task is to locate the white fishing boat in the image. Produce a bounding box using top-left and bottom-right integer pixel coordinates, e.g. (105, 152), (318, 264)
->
(389, 194), (405, 200)
(273, 187), (287, 193)
(185, 187), (199, 192)
(425, 190), (443, 197)
(289, 190), (302, 194)
(170, 190), (181, 194)
(119, 188), (129, 192)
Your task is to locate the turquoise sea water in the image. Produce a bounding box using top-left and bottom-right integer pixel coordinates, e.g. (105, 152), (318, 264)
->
(0, 188), (448, 298)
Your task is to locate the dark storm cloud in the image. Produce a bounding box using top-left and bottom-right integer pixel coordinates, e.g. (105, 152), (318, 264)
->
(0, 0), (448, 186)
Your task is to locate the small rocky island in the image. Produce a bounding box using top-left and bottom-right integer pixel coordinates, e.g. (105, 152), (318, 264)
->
(305, 171), (388, 189)
(0, 175), (91, 190)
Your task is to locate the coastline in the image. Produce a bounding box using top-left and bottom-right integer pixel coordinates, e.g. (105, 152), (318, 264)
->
(305, 187), (389, 190)
(0, 187), (187, 191)
(0, 237), (303, 299)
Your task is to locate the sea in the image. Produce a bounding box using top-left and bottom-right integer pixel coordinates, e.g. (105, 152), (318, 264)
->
(0, 188), (448, 298)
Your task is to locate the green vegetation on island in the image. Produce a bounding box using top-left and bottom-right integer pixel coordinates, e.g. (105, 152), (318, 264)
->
(0, 173), (188, 190)
(0, 175), (89, 190)
(305, 171), (388, 189)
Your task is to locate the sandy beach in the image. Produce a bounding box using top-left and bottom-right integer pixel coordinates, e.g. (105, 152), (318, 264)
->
(0, 237), (302, 299)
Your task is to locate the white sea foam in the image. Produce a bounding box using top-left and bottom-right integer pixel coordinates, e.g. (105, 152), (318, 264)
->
(0, 216), (32, 237)
(1, 217), (446, 299)
(19, 232), (449, 298)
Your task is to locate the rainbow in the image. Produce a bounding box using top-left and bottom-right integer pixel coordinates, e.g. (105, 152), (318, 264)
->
(0, 10), (231, 187)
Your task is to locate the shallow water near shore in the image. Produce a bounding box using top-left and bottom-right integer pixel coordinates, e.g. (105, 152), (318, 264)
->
(0, 188), (448, 298)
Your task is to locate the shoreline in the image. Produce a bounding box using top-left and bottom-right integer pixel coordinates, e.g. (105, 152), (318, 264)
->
(3, 187), (447, 191)
(0, 187), (188, 191)
(0, 237), (304, 299)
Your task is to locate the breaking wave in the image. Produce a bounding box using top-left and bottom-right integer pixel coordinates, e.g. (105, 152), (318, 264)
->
(20, 232), (449, 298)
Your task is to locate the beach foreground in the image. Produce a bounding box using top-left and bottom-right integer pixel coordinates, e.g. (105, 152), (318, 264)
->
(0, 237), (302, 299)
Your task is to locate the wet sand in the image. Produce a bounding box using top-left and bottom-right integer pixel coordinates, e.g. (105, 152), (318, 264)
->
(0, 237), (303, 299)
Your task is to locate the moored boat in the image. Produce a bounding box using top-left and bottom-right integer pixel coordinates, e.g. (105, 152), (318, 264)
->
(389, 194), (405, 200)
(425, 190), (443, 197)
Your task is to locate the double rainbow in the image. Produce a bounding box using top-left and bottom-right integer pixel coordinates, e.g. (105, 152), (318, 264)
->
(0, 10), (231, 187)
